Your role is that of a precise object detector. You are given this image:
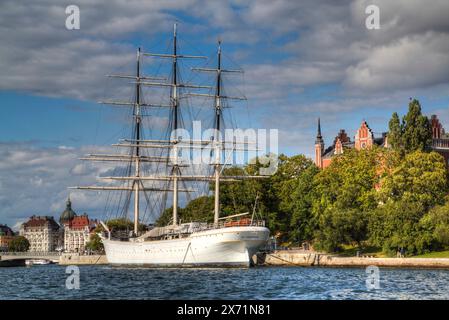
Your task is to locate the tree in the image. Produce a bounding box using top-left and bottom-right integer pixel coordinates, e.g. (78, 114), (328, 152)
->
(312, 147), (385, 212)
(314, 207), (368, 252)
(85, 233), (104, 253)
(8, 236), (30, 252)
(420, 201), (449, 248)
(156, 196), (215, 226)
(378, 150), (448, 209)
(368, 200), (433, 255)
(388, 112), (402, 151)
(156, 161), (275, 227)
(273, 155), (319, 243)
(402, 99), (432, 153)
(388, 99), (432, 154)
(311, 148), (389, 251)
(106, 218), (147, 232)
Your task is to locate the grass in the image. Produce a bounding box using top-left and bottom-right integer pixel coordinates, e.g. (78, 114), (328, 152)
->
(337, 247), (449, 258)
(284, 242), (449, 258)
(334, 245), (386, 257)
(412, 250), (449, 258)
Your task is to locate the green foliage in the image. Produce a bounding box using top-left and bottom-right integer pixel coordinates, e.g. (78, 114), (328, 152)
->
(156, 160), (276, 227)
(314, 207), (368, 252)
(8, 236), (30, 252)
(368, 200), (433, 255)
(402, 99), (432, 153)
(388, 112), (402, 151)
(156, 196), (215, 226)
(85, 233), (104, 252)
(272, 155), (318, 242)
(106, 218), (147, 232)
(369, 149), (448, 255)
(378, 151), (448, 209)
(154, 140), (449, 256)
(388, 99), (432, 154)
(155, 155), (319, 244)
(311, 148), (387, 251)
(421, 201), (449, 247)
(219, 166), (268, 218)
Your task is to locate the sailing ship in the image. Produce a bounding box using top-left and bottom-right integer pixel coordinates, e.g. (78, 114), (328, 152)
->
(71, 24), (270, 267)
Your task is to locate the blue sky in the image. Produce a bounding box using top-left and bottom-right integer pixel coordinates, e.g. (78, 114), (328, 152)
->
(1, 0), (449, 227)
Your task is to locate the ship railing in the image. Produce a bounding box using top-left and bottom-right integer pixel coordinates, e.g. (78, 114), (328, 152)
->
(192, 219), (265, 232)
(137, 219), (266, 240)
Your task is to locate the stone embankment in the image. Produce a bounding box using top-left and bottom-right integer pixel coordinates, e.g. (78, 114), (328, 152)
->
(59, 254), (108, 265)
(257, 250), (449, 269)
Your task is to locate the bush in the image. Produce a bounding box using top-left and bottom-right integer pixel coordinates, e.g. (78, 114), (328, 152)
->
(8, 236), (30, 252)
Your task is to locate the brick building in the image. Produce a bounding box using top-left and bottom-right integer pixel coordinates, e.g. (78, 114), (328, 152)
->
(0, 224), (15, 252)
(314, 118), (388, 169)
(63, 213), (98, 253)
(59, 197), (98, 253)
(315, 115), (449, 169)
(430, 115), (449, 165)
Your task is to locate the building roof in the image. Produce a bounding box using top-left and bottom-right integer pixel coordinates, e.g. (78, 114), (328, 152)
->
(60, 197), (77, 224)
(315, 118), (324, 144)
(67, 214), (89, 230)
(321, 133), (387, 159)
(22, 216), (60, 230)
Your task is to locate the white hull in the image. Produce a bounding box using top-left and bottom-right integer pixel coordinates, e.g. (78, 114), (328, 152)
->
(25, 259), (52, 266)
(102, 226), (269, 267)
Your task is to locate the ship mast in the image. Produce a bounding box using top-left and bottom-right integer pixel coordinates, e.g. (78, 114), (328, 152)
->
(213, 41), (222, 225)
(191, 41), (246, 224)
(172, 23), (179, 226)
(71, 26), (267, 236)
(133, 48), (141, 235)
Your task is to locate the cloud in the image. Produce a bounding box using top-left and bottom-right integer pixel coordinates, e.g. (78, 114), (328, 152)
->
(0, 0), (197, 100)
(344, 32), (449, 91)
(0, 142), (117, 227)
(0, 142), (201, 228)
(2, 0), (449, 103)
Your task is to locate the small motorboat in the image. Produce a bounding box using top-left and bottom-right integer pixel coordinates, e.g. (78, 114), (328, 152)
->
(25, 259), (52, 266)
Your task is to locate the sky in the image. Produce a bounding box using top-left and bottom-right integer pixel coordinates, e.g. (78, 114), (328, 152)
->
(1, 0), (449, 228)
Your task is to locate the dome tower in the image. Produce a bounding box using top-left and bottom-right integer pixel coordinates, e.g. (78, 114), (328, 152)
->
(59, 196), (77, 224)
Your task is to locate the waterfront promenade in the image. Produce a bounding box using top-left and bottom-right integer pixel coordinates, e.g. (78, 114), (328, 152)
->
(0, 252), (107, 265)
(0, 252), (60, 262)
(259, 250), (449, 269)
(4, 251), (449, 268)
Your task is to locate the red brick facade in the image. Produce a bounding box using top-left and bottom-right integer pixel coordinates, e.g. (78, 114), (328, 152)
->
(314, 119), (387, 169)
(431, 115), (449, 166)
(315, 115), (449, 169)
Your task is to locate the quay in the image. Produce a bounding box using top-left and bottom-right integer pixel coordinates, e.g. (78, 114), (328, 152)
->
(257, 250), (449, 269)
(0, 252), (60, 264)
(4, 251), (449, 268)
(0, 252), (107, 266)
(59, 253), (108, 265)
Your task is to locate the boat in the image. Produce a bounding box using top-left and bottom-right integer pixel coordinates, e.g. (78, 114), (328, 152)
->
(25, 259), (52, 266)
(71, 24), (270, 267)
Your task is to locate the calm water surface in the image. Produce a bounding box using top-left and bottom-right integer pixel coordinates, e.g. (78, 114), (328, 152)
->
(1, 265), (449, 300)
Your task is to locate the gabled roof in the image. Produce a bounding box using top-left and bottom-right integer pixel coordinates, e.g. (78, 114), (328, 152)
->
(22, 216), (60, 230)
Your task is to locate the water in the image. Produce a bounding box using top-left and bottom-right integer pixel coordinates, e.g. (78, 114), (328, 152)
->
(1, 265), (449, 300)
